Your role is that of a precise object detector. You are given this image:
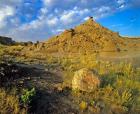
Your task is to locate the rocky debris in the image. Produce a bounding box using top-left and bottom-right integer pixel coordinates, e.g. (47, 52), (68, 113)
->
(72, 68), (100, 92)
(0, 62), (30, 87)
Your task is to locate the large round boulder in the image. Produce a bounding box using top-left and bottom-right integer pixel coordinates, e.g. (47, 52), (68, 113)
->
(72, 68), (100, 92)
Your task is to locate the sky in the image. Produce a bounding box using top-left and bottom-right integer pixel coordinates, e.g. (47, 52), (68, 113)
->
(0, 0), (140, 41)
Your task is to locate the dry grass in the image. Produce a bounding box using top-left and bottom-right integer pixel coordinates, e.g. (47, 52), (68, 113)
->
(0, 88), (26, 114)
(58, 55), (140, 113)
(0, 40), (139, 114)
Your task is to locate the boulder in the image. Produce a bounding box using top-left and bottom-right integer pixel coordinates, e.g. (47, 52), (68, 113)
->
(72, 68), (100, 92)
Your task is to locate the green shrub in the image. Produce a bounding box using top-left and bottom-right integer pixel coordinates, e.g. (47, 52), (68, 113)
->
(21, 88), (36, 106)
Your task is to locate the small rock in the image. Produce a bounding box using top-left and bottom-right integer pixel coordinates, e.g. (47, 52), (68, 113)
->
(26, 77), (31, 80)
(57, 86), (63, 92)
(45, 68), (49, 72)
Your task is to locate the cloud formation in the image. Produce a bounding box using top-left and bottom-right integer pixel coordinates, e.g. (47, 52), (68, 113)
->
(0, 6), (15, 28)
(0, 0), (138, 41)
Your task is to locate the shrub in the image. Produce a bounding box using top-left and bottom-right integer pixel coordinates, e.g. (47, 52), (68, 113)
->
(21, 88), (36, 106)
(97, 86), (134, 110)
(79, 101), (88, 110)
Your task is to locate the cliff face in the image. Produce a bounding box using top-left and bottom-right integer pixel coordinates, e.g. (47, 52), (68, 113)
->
(0, 36), (15, 45)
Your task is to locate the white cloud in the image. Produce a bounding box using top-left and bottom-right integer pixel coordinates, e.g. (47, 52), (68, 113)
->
(84, 17), (90, 21)
(43, 0), (53, 4)
(0, 6), (15, 28)
(117, 0), (126, 9)
(20, 20), (42, 30)
(91, 6), (111, 20)
(40, 7), (48, 14)
(98, 6), (110, 13)
(79, 8), (89, 15)
(56, 28), (64, 32)
(0, 0), (135, 41)
(47, 17), (58, 27)
(60, 7), (90, 25)
(119, 4), (125, 9)
(43, 0), (56, 6)
(117, 0), (125, 5)
(60, 11), (76, 25)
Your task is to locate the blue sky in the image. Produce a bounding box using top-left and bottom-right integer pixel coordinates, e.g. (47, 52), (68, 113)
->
(0, 0), (140, 41)
(98, 7), (140, 37)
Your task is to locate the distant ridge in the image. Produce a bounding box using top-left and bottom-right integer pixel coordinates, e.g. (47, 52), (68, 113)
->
(0, 36), (15, 45)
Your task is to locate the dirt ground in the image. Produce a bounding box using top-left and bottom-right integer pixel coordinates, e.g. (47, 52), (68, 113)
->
(14, 64), (82, 114)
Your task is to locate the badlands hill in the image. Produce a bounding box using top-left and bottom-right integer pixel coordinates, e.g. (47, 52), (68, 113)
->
(23, 17), (140, 55)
